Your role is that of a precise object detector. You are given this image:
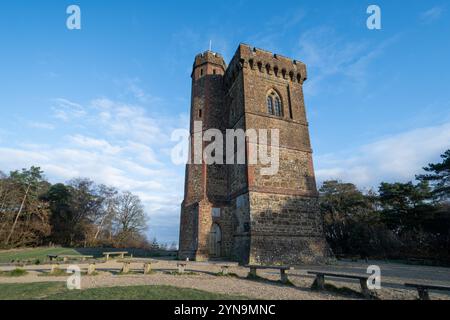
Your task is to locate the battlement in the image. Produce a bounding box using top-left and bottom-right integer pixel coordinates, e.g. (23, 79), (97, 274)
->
(193, 51), (227, 70)
(224, 43), (307, 87)
(239, 43), (303, 67)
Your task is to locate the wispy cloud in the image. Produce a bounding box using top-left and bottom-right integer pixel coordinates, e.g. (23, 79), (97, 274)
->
(297, 27), (399, 96)
(51, 98), (86, 121)
(420, 6), (445, 23)
(248, 8), (306, 52)
(27, 121), (55, 130)
(315, 121), (450, 188)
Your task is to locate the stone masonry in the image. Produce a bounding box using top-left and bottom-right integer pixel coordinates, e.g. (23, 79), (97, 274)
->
(179, 44), (329, 265)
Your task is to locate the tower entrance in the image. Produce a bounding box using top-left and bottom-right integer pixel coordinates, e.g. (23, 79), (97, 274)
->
(209, 224), (222, 257)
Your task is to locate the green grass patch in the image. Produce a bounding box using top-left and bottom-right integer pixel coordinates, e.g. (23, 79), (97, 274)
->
(0, 282), (66, 300)
(0, 268), (28, 277)
(0, 247), (81, 264)
(0, 247), (177, 264)
(0, 283), (248, 300)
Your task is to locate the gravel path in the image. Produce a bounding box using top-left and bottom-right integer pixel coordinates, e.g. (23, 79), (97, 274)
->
(1, 259), (449, 300)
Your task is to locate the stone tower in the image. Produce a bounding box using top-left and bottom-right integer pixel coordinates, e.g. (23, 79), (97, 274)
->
(179, 44), (329, 265)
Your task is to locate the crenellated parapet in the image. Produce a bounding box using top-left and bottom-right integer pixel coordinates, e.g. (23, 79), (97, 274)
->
(224, 43), (307, 88)
(192, 51), (227, 80)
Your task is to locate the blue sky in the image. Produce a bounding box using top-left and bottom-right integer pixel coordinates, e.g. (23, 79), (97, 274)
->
(1, 1), (449, 244)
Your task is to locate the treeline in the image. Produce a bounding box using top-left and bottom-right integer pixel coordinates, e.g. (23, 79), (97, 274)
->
(320, 150), (450, 263)
(0, 167), (149, 249)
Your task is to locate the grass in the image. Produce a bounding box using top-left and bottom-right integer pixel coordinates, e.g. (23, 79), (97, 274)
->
(0, 247), (177, 264)
(0, 247), (81, 264)
(0, 282), (248, 300)
(0, 268), (28, 277)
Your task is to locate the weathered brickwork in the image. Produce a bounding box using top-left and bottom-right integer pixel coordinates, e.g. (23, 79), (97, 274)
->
(179, 44), (329, 265)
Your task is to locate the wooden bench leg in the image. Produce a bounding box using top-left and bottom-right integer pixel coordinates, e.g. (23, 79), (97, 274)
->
(360, 279), (374, 299)
(280, 269), (289, 284)
(88, 264), (96, 275)
(221, 266), (229, 275)
(63, 257), (68, 262)
(178, 264), (185, 274)
(313, 274), (325, 290)
(144, 263), (152, 275)
(121, 263), (130, 274)
(50, 264), (59, 274)
(418, 288), (430, 300)
(249, 267), (257, 278)
(105, 254), (109, 261)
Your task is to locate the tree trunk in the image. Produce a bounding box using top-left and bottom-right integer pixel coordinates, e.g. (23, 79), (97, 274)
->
(5, 183), (30, 245)
(94, 215), (107, 241)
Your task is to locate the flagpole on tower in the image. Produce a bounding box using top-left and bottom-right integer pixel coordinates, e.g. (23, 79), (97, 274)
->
(209, 40), (212, 52)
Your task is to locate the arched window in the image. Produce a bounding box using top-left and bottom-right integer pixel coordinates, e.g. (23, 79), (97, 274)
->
(267, 96), (274, 115)
(267, 90), (282, 117)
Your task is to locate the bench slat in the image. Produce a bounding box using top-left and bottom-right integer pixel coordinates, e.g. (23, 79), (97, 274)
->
(308, 271), (369, 280)
(245, 265), (292, 270)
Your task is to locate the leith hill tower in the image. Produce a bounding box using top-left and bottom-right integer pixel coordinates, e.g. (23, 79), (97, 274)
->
(179, 44), (328, 265)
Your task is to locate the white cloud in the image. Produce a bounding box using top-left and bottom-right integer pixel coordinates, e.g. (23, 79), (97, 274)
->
(296, 27), (398, 96)
(315, 122), (450, 188)
(0, 144), (183, 227)
(51, 98), (86, 121)
(28, 121), (55, 130)
(68, 134), (122, 155)
(420, 6), (445, 23)
(90, 98), (170, 145)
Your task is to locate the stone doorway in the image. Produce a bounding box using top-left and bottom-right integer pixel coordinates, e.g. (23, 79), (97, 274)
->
(209, 223), (222, 258)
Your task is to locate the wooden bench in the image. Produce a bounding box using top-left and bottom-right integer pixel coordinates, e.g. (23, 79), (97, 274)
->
(47, 254), (58, 261)
(245, 265), (292, 284)
(308, 271), (375, 299)
(61, 255), (93, 262)
(120, 262), (131, 274)
(47, 254), (93, 262)
(405, 283), (450, 300)
(87, 263), (96, 275)
(103, 251), (128, 261)
(177, 262), (187, 274)
(219, 265), (231, 275)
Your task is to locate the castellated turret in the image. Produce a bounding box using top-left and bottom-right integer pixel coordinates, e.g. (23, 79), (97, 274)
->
(179, 44), (329, 265)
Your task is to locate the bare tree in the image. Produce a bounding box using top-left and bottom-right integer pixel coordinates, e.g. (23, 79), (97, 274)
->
(93, 185), (119, 242)
(113, 191), (148, 245)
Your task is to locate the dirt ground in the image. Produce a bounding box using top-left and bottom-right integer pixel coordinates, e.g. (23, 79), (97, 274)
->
(1, 259), (449, 300)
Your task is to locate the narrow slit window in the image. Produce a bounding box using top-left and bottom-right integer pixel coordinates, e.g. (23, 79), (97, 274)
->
(274, 97), (282, 116)
(267, 96), (274, 115)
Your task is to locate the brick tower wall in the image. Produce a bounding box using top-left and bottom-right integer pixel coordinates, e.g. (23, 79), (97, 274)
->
(226, 44), (329, 264)
(180, 45), (329, 264)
